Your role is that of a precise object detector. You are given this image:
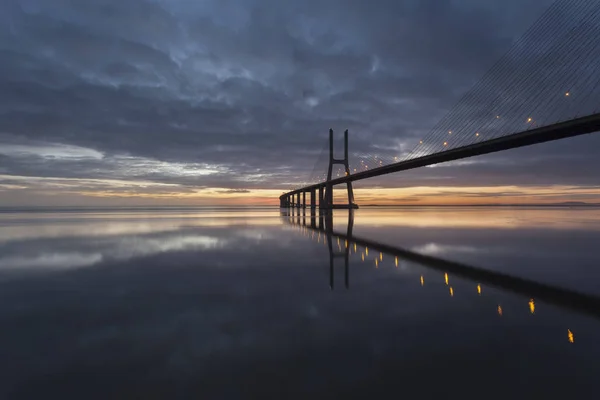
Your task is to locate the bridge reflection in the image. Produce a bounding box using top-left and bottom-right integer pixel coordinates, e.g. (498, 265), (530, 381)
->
(282, 208), (600, 331)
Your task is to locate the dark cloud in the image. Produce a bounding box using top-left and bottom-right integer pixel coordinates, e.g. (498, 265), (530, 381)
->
(5, 0), (596, 203)
(217, 189), (252, 194)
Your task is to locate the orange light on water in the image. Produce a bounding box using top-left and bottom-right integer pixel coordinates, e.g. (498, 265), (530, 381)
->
(529, 299), (535, 314)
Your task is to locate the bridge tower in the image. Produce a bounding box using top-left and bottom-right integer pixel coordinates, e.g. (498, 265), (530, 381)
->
(322, 129), (359, 209)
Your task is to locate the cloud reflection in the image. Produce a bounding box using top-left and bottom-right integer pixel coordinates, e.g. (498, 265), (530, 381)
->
(411, 243), (482, 256)
(0, 252), (103, 270)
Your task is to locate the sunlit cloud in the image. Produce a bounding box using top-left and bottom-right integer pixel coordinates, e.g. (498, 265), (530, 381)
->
(0, 142), (104, 160)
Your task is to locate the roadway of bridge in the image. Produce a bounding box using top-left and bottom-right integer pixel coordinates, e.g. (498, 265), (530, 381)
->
(285, 112), (600, 195)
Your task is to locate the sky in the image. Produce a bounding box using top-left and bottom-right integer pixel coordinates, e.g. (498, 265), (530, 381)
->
(2, 0), (600, 206)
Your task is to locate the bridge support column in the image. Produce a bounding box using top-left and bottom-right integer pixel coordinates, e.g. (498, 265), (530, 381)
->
(318, 186), (324, 209)
(310, 189), (316, 208)
(325, 183), (333, 209)
(321, 129), (358, 209)
(296, 192), (300, 208)
(302, 191), (306, 208)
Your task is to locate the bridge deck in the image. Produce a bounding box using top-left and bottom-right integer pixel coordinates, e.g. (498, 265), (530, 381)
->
(284, 112), (600, 196)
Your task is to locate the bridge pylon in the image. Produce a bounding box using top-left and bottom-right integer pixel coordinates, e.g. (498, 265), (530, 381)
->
(322, 129), (359, 210)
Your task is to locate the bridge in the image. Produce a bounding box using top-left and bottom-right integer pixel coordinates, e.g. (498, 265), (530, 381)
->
(279, 0), (600, 209)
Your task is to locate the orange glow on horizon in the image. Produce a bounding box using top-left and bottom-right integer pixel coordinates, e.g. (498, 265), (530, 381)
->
(6, 170), (600, 208)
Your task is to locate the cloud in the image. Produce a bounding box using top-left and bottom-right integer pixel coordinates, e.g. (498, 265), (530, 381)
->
(217, 189), (251, 194)
(5, 0), (599, 205)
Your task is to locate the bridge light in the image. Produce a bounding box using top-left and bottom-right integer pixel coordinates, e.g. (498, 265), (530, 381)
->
(394, 156), (398, 161)
(475, 132), (480, 137)
(449, 286), (454, 297)
(420, 275), (424, 286)
(448, 130), (452, 134)
(568, 329), (574, 343)
(444, 272), (449, 285)
(496, 115), (500, 119)
(497, 305), (503, 316)
(419, 140), (423, 144)
(354, 168), (357, 172)
(443, 141), (448, 146)
(527, 117), (532, 123)
(565, 92), (570, 96)
(477, 284), (482, 295)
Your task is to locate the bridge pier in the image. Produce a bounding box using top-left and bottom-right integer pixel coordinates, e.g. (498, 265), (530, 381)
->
(302, 191), (306, 208)
(310, 189), (316, 208)
(318, 186), (324, 209)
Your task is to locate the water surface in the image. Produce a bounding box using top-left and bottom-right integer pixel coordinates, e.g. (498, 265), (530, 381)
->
(1, 206), (599, 398)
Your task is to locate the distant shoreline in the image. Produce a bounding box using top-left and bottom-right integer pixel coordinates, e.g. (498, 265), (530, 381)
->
(359, 203), (600, 207)
(1, 202), (600, 211)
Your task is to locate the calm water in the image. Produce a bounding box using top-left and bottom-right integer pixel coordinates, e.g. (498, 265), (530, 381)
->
(1, 206), (600, 398)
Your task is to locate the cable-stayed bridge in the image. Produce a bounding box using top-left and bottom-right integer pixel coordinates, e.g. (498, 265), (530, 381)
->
(280, 0), (600, 209)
